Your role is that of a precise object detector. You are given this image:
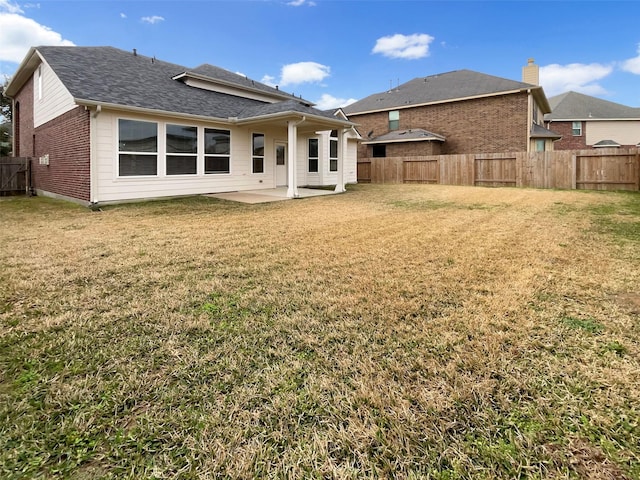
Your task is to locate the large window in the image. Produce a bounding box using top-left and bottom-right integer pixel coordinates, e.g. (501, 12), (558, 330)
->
(252, 133), (265, 173)
(389, 110), (399, 131)
(308, 138), (319, 173)
(329, 130), (338, 172)
(205, 128), (230, 174)
(166, 124), (197, 175)
(572, 121), (582, 136)
(118, 119), (158, 176)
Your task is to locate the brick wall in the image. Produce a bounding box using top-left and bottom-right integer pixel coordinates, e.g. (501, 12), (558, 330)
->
(547, 121), (585, 150)
(353, 92), (530, 157)
(380, 141), (441, 157)
(13, 76), (35, 157)
(31, 107), (91, 202)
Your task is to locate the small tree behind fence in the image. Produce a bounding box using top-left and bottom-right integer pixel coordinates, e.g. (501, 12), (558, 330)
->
(357, 148), (640, 191)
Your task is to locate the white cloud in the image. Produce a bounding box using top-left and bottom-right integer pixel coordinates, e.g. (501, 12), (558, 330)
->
(622, 44), (640, 74)
(539, 62), (613, 97)
(0, 0), (23, 13)
(120, 12), (127, 19)
(0, 12), (74, 63)
(261, 74), (277, 87)
(278, 61), (330, 86)
(141, 15), (164, 24)
(372, 33), (435, 60)
(287, 0), (316, 6)
(314, 93), (357, 110)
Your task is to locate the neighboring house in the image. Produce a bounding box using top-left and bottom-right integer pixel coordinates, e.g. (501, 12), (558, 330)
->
(5, 46), (359, 205)
(343, 59), (559, 159)
(545, 91), (640, 150)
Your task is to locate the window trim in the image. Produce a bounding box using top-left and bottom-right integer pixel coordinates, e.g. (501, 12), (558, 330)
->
(166, 123), (198, 176)
(117, 118), (159, 177)
(329, 131), (338, 172)
(308, 137), (319, 173)
(572, 121), (582, 136)
(204, 127), (231, 175)
(252, 132), (265, 174)
(389, 110), (399, 131)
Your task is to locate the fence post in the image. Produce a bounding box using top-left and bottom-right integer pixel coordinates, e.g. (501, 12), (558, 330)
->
(571, 154), (577, 190)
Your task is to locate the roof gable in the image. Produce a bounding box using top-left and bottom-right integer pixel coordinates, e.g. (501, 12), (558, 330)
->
(546, 91), (640, 120)
(343, 69), (538, 115)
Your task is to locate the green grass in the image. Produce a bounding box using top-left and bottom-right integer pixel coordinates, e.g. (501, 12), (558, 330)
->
(1, 184), (639, 478)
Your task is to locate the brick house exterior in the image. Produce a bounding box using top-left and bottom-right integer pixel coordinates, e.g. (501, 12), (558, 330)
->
(352, 92), (530, 158)
(6, 46), (358, 205)
(344, 65), (558, 158)
(545, 92), (640, 150)
(13, 75), (91, 201)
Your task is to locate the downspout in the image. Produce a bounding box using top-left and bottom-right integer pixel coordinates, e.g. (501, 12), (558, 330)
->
(90, 105), (101, 206)
(287, 116), (306, 198)
(526, 89), (532, 153)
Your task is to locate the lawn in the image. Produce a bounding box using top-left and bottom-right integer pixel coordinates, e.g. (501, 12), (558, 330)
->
(1, 184), (639, 479)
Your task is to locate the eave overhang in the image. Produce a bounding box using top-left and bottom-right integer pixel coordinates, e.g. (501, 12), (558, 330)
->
(173, 71), (311, 105)
(5, 47), (42, 97)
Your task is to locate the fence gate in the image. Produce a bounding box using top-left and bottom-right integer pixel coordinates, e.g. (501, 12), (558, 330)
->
(0, 157), (31, 196)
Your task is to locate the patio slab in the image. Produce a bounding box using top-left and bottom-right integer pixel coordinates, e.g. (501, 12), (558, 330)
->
(206, 187), (338, 204)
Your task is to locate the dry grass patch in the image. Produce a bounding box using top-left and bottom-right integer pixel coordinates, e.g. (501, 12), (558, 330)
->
(1, 185), (639, 479)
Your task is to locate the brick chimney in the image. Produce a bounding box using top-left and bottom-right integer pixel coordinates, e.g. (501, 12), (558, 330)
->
(522, 58), (539, 85)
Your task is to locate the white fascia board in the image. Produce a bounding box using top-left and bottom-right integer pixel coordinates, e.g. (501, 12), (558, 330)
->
(233, 111), (356, 128)
(74, 99), (230, 124)
(362, 137), (445, 145)
(346, 89), (528, 116)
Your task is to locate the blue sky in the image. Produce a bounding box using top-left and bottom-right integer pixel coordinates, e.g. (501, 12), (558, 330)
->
(1, 0), (640, 109)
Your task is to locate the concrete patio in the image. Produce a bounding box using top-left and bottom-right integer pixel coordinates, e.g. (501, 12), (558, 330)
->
(205, 187), (340, 204)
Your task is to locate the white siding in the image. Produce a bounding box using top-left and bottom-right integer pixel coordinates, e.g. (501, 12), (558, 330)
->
(586, 121), (640, 146)
(93, 110), (278, 203)
(33, 59), (76, 127)
(301, 130), (358, 187)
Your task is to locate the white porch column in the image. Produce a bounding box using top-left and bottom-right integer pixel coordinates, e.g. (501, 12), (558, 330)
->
(287, 118), (304, 198)
(334, 127), (348, 193)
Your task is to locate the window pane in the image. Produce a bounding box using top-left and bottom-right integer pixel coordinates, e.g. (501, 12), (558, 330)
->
(119, 119), (157, 152)
(372, 145), (386, 158)
(308, 138), (318, 157)
(205, 156), (230, 174)
(205, 129), (230, 155)
(309, 158), (318, 173)
(253, 133), (264, 156)
(119, 154), (157, 176)
(330, 159), (338, 172)
(167, 155), (196, 175)
(253, 157), (264, 173)
(167, 125), (197, 154)
(389, 111), (399, 121)
(276, 145), (285, 166)
(330, 139), (338, 158)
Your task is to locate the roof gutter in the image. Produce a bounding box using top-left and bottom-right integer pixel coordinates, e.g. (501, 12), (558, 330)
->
(74, 99), (230, 124)
(230, 110), (357, 128)
(345, 88), (533, 116)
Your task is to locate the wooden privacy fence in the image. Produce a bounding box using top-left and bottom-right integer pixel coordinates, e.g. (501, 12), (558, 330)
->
(357, 148), (640, 191)
(0, 157), (31, 196)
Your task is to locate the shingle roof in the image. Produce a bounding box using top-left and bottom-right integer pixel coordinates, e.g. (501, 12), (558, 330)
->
(32, 46), (338, 123)
(343, 70), (537, 115)
(546, 91), (640, 120)
(189, 63), (308, 103)
(530, 123), (561, 139)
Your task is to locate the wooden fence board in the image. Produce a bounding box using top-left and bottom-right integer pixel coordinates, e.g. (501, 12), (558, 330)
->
(357, 148), (639, 191)
(0, 157), (30, 195)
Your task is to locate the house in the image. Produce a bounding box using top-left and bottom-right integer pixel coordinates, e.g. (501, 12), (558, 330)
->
(5, 46), (359, 205)
(343, 59), (559, 159)
(544, 91), (640, 150)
